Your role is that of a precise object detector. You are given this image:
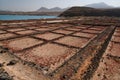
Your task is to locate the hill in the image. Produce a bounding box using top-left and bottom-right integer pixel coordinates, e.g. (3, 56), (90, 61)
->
(59, 7), (120, 17)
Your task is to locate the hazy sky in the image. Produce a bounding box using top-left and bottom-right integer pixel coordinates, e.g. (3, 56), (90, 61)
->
(0, 0), (120, 11)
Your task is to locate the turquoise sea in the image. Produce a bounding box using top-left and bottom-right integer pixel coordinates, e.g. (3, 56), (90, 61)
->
(0, 15), (57, 20)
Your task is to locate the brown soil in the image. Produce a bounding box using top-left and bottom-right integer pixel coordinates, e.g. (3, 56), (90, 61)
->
(0, 17), (120, 80)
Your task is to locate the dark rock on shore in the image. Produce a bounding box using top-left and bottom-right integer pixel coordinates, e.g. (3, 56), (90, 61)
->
(7, 60), (18, 66)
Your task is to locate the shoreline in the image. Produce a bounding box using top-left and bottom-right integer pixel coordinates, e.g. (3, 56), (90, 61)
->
(0, 11), (62, 16)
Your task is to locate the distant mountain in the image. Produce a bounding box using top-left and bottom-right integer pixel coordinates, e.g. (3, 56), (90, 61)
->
(0, 7), (63, 16)
(37, 7), (68, 12)
(85, 2), (114, 9)
(37, 7), (49, 12)
(50, 7), (63, 12)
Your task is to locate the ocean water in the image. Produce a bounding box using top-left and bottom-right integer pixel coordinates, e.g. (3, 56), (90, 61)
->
(0, 15), (57, 20)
